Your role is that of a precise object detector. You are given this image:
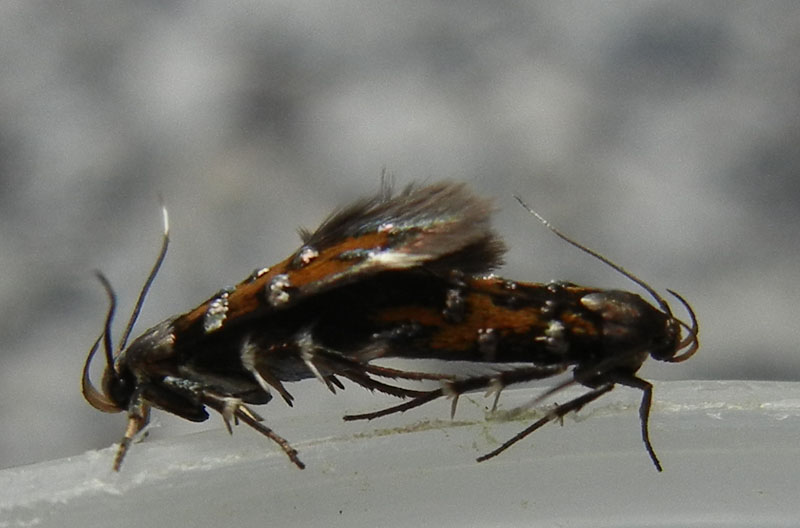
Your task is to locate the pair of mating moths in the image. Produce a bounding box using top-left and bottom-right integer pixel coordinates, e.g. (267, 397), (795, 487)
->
(83, 181), (698, 471)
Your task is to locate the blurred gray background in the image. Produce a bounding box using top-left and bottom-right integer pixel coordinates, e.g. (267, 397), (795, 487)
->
(1, 1), (798, 470)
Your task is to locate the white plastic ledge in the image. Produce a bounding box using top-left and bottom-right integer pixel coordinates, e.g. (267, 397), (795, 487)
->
(2, 380), (800, 528)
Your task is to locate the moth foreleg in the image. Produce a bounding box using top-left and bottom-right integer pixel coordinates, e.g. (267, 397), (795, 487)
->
(113, 397), (151, 472)
(607, 373), (661, 471)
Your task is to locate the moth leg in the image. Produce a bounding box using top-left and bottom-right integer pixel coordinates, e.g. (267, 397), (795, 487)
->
(342, 373), (516, 422)
(338, 368), (432, 398)
(343, 365), (567, 421)
(110, 380), (214, 471)
(446, 365), (568, 417)
(254, 367), (296, 406)
(312, 351), (432, 399)
(325, 374), (346, 391)
(296, 330), (337, 392)
(476, 384), (613, 463)
(113, 396), (151, 472)
(200, 392), (305, 470)
(298, 339), (368, 395)
(241, 337), (296, 406)
(207, 395), (246, 434)
(343, 388), (445, 421)
(363, 363), (454, 382)
(608, 373), (661, 471)
(485, 378), (505, 412)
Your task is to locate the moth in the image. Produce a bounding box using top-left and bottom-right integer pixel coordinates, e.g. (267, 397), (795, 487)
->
(304, 199), (697, 471)
(83, 182), (500, 470)
(83, 181), (697, 472)
(341, 213), (698, 471)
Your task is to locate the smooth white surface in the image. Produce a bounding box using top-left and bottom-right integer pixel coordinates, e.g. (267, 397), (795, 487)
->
(3, 380), (799, 527)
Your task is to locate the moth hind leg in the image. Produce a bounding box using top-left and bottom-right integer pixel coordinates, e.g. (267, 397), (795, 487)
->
(343, 388), (445, 421)
(343, 365), (567, 422)
(476, 383), (613, 463)
(362, 363), (454, 382)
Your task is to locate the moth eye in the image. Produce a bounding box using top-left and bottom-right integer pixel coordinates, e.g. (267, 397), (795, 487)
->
(105, 370), (135, 409)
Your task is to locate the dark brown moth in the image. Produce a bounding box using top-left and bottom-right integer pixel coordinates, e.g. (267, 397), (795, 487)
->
(341, 198), (698, 471)
(83, 182), (502, 470)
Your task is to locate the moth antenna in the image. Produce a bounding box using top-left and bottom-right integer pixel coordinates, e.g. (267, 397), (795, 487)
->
(82, 271), (121, 412)
(118, 204), (170, 351)
(95, 271), (118, 369)
(664, 289), (700, 362)
(513, 196), (673, 317)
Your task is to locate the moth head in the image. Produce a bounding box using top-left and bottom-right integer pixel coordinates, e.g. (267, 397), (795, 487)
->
(578, 289), (698, 364)
(514, 196), (698, 367)
(648, 289), (699, 363)
(82, 205), (170, 413)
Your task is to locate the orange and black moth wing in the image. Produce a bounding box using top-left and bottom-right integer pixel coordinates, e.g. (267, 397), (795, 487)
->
(171, 181), (505, 339)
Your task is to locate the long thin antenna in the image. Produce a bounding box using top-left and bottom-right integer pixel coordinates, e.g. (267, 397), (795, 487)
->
(513, 196), (672, 317)
(119, 204), (170, 351)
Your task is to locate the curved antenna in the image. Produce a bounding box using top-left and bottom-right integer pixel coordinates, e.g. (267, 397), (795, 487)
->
(664, 289), (699, 362)
(82, 338), (120, 412)
(513, 196), (673, 316)
(118, 204), (170, 352)
(95, 271), (118, 369)
(82, 272), (122, 412)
